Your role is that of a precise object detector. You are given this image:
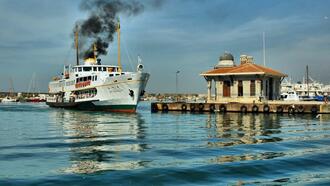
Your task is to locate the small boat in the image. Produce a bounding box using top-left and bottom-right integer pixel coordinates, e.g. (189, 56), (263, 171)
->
(280, 91), (299, 101)
(1, 78), (17, 103)
(1, 96), (17, 103)
(26, 96), (46, 102)
(298, 95), (315, 101)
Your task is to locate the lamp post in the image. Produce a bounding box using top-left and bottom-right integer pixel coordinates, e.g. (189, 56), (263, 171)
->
(176, 70), (180, 96)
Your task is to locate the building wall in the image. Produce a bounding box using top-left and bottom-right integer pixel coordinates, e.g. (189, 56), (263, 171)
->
(256, 80), (262, 97)
(216, 80), (222, 98)
(232, 81), (238, 98)
(243, 80), (250, 97)
(207, 75), (282, 103)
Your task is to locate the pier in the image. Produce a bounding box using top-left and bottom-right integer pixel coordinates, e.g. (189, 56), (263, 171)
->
(151, 101), (330, 114)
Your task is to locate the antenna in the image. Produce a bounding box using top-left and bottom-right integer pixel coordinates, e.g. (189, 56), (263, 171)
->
(263, 32), (266, 66)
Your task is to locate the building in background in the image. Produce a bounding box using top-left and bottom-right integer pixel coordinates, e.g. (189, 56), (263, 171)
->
(200, 52), (287, 103)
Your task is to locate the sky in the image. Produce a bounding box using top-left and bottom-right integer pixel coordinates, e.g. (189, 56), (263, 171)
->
(0, 0), (329, 93)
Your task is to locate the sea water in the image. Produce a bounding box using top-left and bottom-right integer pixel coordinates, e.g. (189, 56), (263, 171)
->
(1, 102), (330, 185)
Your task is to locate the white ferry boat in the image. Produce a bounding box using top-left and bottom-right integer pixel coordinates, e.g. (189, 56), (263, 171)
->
(46, 22), (149, 113)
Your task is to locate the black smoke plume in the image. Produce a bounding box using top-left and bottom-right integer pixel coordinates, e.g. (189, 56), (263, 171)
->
(75, 0), (144, 59)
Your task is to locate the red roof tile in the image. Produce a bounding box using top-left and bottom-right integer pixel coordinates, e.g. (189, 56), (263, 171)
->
(200, 63), (287, 77)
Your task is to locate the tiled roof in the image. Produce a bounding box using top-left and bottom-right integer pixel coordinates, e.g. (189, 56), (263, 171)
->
(200, 63), (287, 77)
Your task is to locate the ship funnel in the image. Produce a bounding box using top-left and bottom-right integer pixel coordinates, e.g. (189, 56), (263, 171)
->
(137, 64), (144, 72)
(137, 55), (144, 72)
(240, 55), (254, 64)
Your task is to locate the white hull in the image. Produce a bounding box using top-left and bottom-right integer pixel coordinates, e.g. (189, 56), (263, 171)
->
(1, 97), (17, 103)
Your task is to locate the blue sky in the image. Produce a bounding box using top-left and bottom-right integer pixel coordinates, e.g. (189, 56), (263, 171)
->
(0, 0), (329, 93)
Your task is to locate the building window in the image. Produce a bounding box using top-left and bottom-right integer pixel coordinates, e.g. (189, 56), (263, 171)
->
(250, 80), (256, 96)
(238, 80), (243, 97)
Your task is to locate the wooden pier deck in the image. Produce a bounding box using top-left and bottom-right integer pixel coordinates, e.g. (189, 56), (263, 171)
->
(151, 101), (330, 114)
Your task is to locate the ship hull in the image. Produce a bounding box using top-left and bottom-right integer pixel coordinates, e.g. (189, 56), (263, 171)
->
(46, 101), (137, 113)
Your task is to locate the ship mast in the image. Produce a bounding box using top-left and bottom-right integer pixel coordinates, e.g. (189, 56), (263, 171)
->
(93, 43), (97, 62)
(116, 18), (122, 72)
(75, 25), (79, 66)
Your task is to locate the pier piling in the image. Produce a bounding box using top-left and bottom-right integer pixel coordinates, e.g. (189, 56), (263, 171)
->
(151, 101), (330, 114)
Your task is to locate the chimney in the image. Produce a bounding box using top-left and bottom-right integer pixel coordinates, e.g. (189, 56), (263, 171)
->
(240, 55), (254, 65)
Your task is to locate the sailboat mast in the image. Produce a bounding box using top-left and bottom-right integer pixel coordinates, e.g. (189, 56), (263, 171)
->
(306, 65), (309, 96)
(75, 25), (79, 66)
(9, 78), (14, 97)
(263, 32), (266, 66)
(117, 18), (122, 72)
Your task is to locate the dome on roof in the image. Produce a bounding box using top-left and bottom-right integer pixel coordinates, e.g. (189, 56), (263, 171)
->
(215, 52), (235, 68)
(219, 52), (234, 61)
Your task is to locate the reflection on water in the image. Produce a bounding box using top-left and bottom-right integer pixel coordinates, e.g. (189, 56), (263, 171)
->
(210, 151), (286, 165)
(47, 110), (330, 175)
(202, 113), (285, 165)
(204, 113), (328, 165)
(206, 113), (282, 147)
(49, 110), (147, 174)
(3, 103), (330, 185)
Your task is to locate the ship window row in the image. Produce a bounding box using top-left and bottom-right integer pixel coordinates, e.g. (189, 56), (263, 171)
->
(109, 73), (120, 77)
(75, 88), (97, 99)
(109, 72), (126, 77)
(74, 67), (118, 72)
(76, 75), (98, 83)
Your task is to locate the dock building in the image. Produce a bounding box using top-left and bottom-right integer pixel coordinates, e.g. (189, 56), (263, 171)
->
(200, 53), (287, 103)
(151, 52), (329, 114)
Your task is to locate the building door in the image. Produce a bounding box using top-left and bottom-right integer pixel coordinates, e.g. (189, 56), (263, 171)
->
(223, 81), (231, 97)
(269, 78), (273, 100)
